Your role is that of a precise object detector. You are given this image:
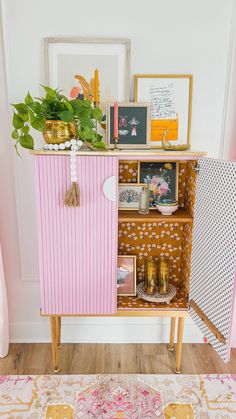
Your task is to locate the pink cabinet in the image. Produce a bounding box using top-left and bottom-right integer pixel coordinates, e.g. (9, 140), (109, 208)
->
(35, 155), (118, 315)
(34, 152), (236, 368)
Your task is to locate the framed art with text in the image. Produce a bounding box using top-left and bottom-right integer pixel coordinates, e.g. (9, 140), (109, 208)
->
(134, 74), (192, 148)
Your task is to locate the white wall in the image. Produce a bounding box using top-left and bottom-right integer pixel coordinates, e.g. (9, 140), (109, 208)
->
(0, 0), (233, 344)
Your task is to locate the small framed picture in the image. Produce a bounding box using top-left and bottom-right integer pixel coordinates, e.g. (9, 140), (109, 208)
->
(117, 255), (137, 296)
(139, 161), (179, 206)
(118, 184), (143, 210)
(106, 102), (151, 148)
(134, 74), (192, 148)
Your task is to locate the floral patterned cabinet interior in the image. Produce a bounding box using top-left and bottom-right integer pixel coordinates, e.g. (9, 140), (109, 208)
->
(32, 150), (236, 373)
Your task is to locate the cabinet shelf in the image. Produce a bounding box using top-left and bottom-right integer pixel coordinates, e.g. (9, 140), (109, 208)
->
(117, 287), (188, 312)
(118, 209), (193, 223)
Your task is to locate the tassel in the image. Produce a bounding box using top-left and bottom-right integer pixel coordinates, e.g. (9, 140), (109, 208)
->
(64, 181), (80, 207)
(64, 144), (80, 207)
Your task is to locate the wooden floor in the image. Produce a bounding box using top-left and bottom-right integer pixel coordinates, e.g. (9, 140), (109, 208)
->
(0, 343), (236, 375)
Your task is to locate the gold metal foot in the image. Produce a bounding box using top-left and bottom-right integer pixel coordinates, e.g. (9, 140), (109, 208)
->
(168, 344), (175, 352)
(175, 368), (181, 374)
(54, 368), (60, 374)
(57, 344), (62, 349)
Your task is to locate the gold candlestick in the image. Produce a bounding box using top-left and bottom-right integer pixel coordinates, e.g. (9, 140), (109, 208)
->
(113, 136), (119, 150)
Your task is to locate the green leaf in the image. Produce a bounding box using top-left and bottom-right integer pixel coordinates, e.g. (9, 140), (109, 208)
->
(93, 141), (107, 149)
(19, 111), (29, 122)
(28, 101), (42, 115)
(31, 117), (45, 132)
(58, 110), (74, 122)
(19, 133), (34, 149)
(41, 85), (61, 101)
(79, 117), (95, 129)
(21, 125), (30, 135)
(12, 103), (28, 113)
(69, 99), (83, 113)
(13, 113), (24, 129)
(65, 101), (74, 113)
(24, 92), (33, 105)
(91, 107), (103, 122)
(11, 129), (19, 140)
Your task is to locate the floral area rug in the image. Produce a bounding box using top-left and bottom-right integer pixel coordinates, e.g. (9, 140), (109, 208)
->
(0, 374), (236, 418)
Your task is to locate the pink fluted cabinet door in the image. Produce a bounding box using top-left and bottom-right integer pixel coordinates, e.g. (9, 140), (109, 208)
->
(35, 155), (118, 315)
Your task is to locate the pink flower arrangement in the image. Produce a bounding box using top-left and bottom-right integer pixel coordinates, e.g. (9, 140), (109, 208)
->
(158, 181), (170, 196)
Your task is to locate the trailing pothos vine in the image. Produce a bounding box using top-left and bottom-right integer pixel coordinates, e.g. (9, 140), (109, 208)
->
(11, 85), (106, 153)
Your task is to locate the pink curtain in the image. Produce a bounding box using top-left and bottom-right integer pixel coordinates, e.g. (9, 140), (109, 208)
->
(0, 244), (9, 358)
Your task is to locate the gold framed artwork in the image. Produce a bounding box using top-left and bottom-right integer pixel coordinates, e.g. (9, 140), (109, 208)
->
(106, 102), (151, 148)
(117, 255), (137, 296)
(134, 74), (193, 148)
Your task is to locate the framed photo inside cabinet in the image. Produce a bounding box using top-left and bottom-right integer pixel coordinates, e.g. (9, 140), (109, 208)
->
(118, 184), (143, 210)
(117, 255), (137, 296)
(139, 161), (179, 205)
(45, 37), (130, 102)
(106, 102), (151, 148)
(134, 74), (192, 148)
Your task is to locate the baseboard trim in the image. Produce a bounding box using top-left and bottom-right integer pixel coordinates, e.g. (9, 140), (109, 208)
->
(9, 318), (204, 344)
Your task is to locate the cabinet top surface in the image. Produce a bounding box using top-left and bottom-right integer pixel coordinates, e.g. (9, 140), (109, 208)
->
(31, 149), (207, 159)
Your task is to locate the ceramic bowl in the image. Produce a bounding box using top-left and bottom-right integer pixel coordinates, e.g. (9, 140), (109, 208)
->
(156, 203), (179, 216)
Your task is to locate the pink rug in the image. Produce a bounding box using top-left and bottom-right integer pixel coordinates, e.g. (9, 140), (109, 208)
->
(0, 374), (236, 418)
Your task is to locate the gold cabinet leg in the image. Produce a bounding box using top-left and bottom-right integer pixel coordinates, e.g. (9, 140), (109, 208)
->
(50, 316), (60, 373)
(55, 317), (61, 349)
(175, 317), (184, 374)
(168, 317), (176, 352)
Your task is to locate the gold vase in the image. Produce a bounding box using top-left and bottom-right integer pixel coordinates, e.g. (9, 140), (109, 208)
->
(158, 257), (170, 295)
(145, 258), (158, 295)
(43, 120), (77, 144)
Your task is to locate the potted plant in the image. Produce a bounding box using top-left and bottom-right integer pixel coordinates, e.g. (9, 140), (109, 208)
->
(11, 85), (106, 153)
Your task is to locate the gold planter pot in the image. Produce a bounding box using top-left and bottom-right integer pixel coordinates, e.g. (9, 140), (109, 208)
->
(43, 120), (77, 145)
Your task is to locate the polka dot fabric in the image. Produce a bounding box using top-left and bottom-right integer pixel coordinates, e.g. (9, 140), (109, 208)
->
(190, 157), (236, 362)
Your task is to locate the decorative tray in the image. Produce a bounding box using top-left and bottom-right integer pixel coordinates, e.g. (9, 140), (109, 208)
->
(137, 282), (177, 304)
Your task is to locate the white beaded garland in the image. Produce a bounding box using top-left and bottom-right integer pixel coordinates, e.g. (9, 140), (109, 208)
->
(69, 144), (78, 182)
(65, 140), (71, 148)
(43, 139), (83, 157)
(77, 140), (83, 147)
